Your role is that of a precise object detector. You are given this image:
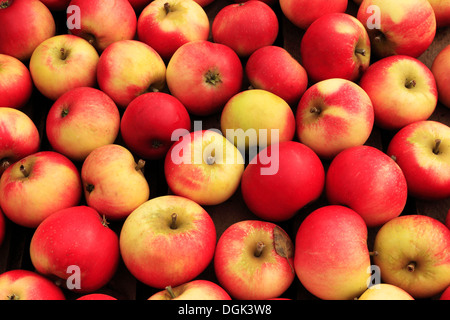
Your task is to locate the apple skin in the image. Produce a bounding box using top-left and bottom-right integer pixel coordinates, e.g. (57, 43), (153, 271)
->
(97, 40), (166, 109)
(121, 92), (191, 160)
(29, 206), (120, 293)
(428, 0), (450, 27)
(214, 220), (295, 300)
(386, 120), (450, 200)
(360, 55), (438, 130)
(137, 0), (210, 61)
(68, 0), (137, 52)
(440, 286), (450, 300)
(81, 144), (150, 220)
(295, 78), (374, 159)
(326, 145), (408, 227)
(294, 205), (372, 300)
(0, 269), (65, 300)
(357, 0), (436, 58)
(357, 283), (414, 300)
(446, 209), (450, 229)
(245, 46), (308, 106)
(0, 107), (40, 177)
(166, 40), (244, 116)
(211, 1), (279, 58)
(0, 54), (33, 109)
(120, 195), (217, 289)
(29, 34), (99, 101)
(40, 0), (71, 11)
(0, 151), (82, 228)
(148, 280), (232, 300)
(241, 141), (325, 222)
(372, 214), (450, 299)
(0, 0), (55, 61)
(76, 293), (117, 300)
(431, 44), (450, 109)
(46, 87), (121, 162)
(300, 12), (371, 83)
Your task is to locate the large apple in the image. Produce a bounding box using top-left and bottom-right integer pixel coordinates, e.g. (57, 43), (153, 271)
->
(387, 120), (450, 200)
(96, 40), (166, 109)
(120, 195), (216, 289)
(372, 214), (450, 299)
(359, 55), (438, 130)
(68, 0), (137, 52)
(46, 87), (121, 162)
(0, 54), (33, 109)
(294, 205), (372, 300)
(165, 130), (244, 206)
(431, 44), (450, 109)
(325, 145), (408, 227)
(0, 107), (40, 176)
(0, 269), (65, 300)
(148, 280), (232, 300)
(241, 141), (325, 222)
(211, 1), (279, 57)
(81, 144), (150, 220)
(357, 0), (436, 58)
(357, 283), (414, 300)
(137, 0), (210, 61)
(428, 0), (450, 27)
(29, 206), (120, 293)
(120, 92), (191, 160)
(166, 40), (243, 116)
(245, 45), (308, 106)
(0, 151), (82, 228)
(300, 12), (371, 83)
(29, 34), (99, 101)
(0, 0), (55, 61)
(214, 220), (295, 300)
(295, 78), (374, 159)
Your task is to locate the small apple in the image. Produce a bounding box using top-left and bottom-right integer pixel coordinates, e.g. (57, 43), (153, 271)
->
(148, 280), (231, 300)
(440, 286), (450, 300)
(372, 214), (450, 299)
(214, 220), (295, 300)
(40, 0), (71, 11)
(120, 195), (216, 289)
(427, 0), (450, 27)
(357, 283), (414, 300)
(76, 293), (117, 300)
(0, 54), (33, 109)
(295, 78), (374, 159)
(431, 44), (450, 109)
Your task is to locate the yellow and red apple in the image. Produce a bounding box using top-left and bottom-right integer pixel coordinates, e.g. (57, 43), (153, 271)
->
(357, 283), (414, 300)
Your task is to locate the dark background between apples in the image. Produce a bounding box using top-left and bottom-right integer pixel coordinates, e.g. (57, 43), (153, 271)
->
(0, 0), (449, 300)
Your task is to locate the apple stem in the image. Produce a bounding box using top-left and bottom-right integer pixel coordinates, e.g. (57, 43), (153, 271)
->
(170, 213), (177, 229)
(60, 48), (68, 60)
(101, 215), (110, 228)
(165, 286), (177, 299)
(407, 261), (416, 272)
(206, 155), (215, 165)
(405, 79), (416, 89)
(0, 158), (10, 172)
(61, 108), (69, 118)
(355, 48), (366, 56)
(135, 159), (146, 172)
(7, 293), (19, 300)
(19, 164), (29, 178)
(369, 251), (378, 257)
(310, 107), (321, 115)
(254, 241), (265, 257)
(433, 139), (441, 155)
(164, 2), (171, 14)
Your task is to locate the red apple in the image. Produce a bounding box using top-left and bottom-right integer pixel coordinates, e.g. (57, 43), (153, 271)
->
(0, 0), (55, 61)
(120, 92), (191, 160)
(241, 141), (325, 222)
(166, 40), (243, 116)
(428, 0), (450, 27)
(441, 285), (450, 300)
(148, 280), (231, 300)
(40, 0), (71, 11)
(211, 1), (279, 57)
(431, 44), (450, 109)
(300, 12), (371, 83)
(0, 54), (33, 109)
(29, 206), (120, 293)
(76, 293), (117, 300)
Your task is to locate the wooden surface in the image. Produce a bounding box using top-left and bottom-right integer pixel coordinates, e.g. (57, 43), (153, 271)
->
(1, 0), (449, 301)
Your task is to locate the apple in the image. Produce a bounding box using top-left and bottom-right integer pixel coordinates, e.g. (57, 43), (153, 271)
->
(446, 209), (450, 229)
(372, 214), (450, 299)
(325, 145), (408, 227)
(211, 1), (279, 57)
(441, 286), (450, 300)
(0, 208), (5, 247)
(294, 205), (372, 300)
(194, 0), (215, 6)
(166, 40), (243, 116)
(40, 0), (71, 11)
(428, 0), (450, 27)
(431, 44), (450, 109)
(46, 87), (121, 162)
(241, 141), (325, 222)
(387, 120), (450, 200)
(68, 0), (137, 52)
(120, 92), (191, 160)
(76, 293), (117, 300)
(0, 151), (82, 228)
(0, 54), (33, 109)
(279, 0), (348, 30)
(245, 45), (308, 106)
(165, 130), (244, 206)
(0, 269), (65, 300)
(214, 220), (295, 300)
(360, 55), (438, 130)
(148, 280), (231, 300)
(120, 195), (216, 289)
(0, 0), (55, 61)
(295, 78), (374, 159)
(29, 34), (99, 101)
(300, 12), (371, 83)
(137, 0), (210, 61)
(0, 107), (40, 176)
(357, 0), (436, 58)
(97, 39), (166, 109)
(357, 283), (414, 300)
(81, 144), (150, 220)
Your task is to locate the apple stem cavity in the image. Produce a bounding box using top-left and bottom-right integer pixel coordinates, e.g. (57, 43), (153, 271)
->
(433, 139), (442, 155)
(60, 48), (68, 61)
(7, 293), (19, 300)
(135, 159), (146, 173)
(86, 184), (94, 193)
(19, 164), (29, 178)
(0, 1), (11, 9)
(164, 2), (171, 14)
(165, 285), (177, 299)
(206, 155), (215, 165)
(405, 79), (416, 89)
(407, 261), (416, 272)
(204, 70), (222, 86)
(355, 48), (366, 56)
(254, 241), (265, 257)
(310, 106), (321, 115)
(61, 108), (69, 118)
(170, 213), (178, 229)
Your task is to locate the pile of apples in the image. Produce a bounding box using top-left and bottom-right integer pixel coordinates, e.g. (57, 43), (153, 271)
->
(0, 0), (449, 301)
